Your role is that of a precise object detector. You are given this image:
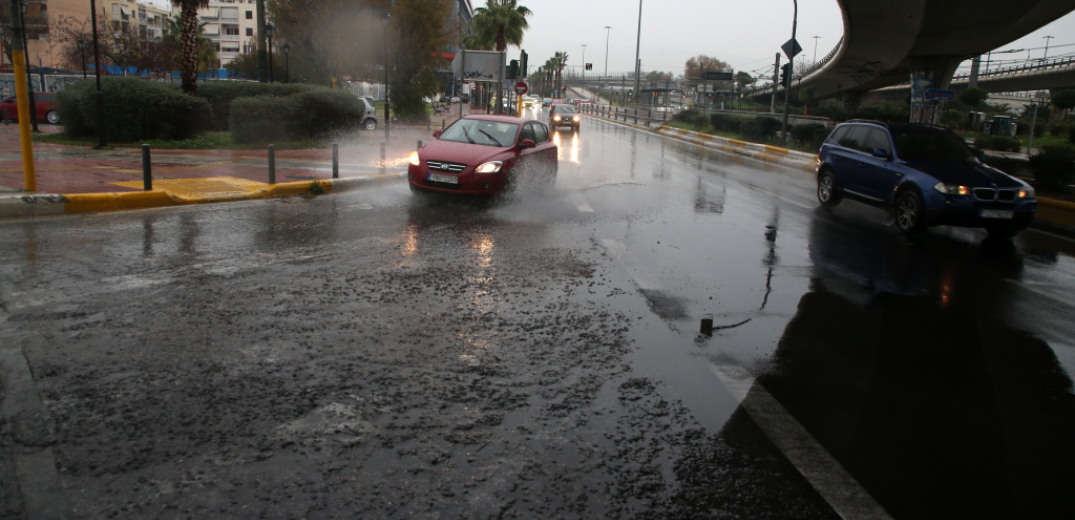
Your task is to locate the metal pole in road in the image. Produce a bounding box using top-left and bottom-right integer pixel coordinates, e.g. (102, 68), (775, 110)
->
(780, 0), (797, 144)
(380, 10), (391, 143)
(603, 26), (612, 77)
(581, 44), (587, 79)
(632, 0), (642, 106)
(771, 53), (780, 114)
(7, 0), (35, 190)
(90, 0), (106, 149)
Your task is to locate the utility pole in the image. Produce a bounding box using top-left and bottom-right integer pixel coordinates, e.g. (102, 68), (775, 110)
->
(7, 0), (34, 190)
(780, 0), (797, 143)
(632, 0), (642, 107)
(603, 26), (612, 77)
(1042, 35), (1054, 61)
(581, 44), (587, 79)
(771, 53), (780, 114)
(812, 36), (820, 64)
(969, 56), (981, 89)
(256, 0), (267, 82)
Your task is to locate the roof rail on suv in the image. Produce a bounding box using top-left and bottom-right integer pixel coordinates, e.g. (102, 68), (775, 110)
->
(845, 119), (888, 127)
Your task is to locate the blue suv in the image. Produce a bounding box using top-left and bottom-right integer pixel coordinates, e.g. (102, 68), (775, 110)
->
(815, 120), (1036, 237)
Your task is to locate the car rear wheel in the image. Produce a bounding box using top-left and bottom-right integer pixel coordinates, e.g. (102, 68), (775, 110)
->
(895, 190), (926, 234)
(363, 118), (377, 130)
(817, 171), (840, 207)
(46, 110), (59, 124)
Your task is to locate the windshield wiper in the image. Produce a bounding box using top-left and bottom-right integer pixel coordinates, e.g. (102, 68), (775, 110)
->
(459, 126), (478, 144)
(477, 129), (503, 147)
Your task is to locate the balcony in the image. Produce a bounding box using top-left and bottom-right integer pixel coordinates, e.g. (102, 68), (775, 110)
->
(220, 33), (240, 40)
(219, 51), (240, 58)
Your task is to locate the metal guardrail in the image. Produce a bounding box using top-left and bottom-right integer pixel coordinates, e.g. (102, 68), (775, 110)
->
(952, 55), (1075, 81)
(579, 103), (833, 128)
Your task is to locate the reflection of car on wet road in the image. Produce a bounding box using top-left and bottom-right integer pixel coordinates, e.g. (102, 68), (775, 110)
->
(816, 120), (1036, 237)
(549, 104), (580, 132)
(408, 114), (558, 196)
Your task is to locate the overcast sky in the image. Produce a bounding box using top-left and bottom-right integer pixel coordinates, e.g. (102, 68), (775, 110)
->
(516, 0), (1075, 81)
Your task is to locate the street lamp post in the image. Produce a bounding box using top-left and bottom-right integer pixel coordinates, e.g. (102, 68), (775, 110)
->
(603, 26), (612, 77)
(282, 43), (290, 83)
(780, 0), (797, 144)
(77, 38), (88, 79)
(380, 9), (390, 143)
(632, 0), (643, 107)
(812, 35), (820, 64)
(19, 0), (39, 132)
(581, 44), (587, 79)
(89, 0), (105, 148)
(1042, 35), (1054, 62)
(265, 23), (274, 83)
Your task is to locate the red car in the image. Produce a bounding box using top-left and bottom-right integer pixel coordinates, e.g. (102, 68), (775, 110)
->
(408, 115), (558, 196)
(0, 92), (59, 124)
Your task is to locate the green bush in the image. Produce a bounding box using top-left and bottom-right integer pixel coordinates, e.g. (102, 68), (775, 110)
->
(196, 81), (316, 130)
(1029, 144), (1075, 192)
(791, 123), (830, 150)
(710, 113), (742, 134)
(672, 109), (708, 128)
(290, 89), (365, 138)
(1050, 121), (1068, 138)
(229, 95), (298, 144)
(982, 156), (1028, 177)
(57, 76), (211, 141)
(1069, 128), (1075, 145)
(980, 136), (1022, 153)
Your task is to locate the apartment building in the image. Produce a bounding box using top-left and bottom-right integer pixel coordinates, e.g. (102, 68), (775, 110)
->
(173, 0), (260, 66)
(109, 0), (171, 41)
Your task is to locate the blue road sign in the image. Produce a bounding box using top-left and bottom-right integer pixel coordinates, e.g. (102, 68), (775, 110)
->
(923, 89), (955, 101)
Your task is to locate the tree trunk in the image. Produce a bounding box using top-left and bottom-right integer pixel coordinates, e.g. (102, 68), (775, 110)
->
(180, 2), (200, 95)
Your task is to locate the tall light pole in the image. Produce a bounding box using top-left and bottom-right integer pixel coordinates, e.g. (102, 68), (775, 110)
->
(603, 26), (612, 77)
(812, 36), (820, 64)
(19, 0), (38, 132)
(581, 44), (587, 79)
(380, 9), (390, 143)
(1042, 35), (1054, 62)
(282, 43), (290, 83)
(265, 23), (274, 83)
(780, 0), (797, 144)
(77, 38), (87, 79)
(632, 0), (642, 106)
(89, 0), (105, 148)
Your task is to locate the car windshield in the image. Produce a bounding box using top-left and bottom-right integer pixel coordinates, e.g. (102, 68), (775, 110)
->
(439, 119), (518, 147)
(891, 128), (978, 163)
(552, 106), (576, 114)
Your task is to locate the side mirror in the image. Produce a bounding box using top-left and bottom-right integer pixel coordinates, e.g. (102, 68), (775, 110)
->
(871, 148), (890, 159)
(519, 139), (536, 149)
(433, 130), (442, 138)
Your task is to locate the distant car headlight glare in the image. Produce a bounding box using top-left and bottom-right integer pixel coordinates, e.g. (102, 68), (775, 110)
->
(553, 116), (561, 121)
(573, 116), (580, 121)
(1019, 188), (1035, 199)
(474, 161), (503, 174)
(408, 152), (420, 166)
(933, 183), (969, 195)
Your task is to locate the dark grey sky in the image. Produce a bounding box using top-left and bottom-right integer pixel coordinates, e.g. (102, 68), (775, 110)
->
(517, 0), (1075, 81)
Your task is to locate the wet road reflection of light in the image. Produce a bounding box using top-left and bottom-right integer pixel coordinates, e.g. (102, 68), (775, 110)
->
(402, 224), (419, 257)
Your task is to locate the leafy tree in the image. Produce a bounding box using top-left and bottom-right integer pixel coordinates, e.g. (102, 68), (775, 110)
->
(165, 15), (216, 76)
(464, 0), (532, 51)
(735, 71), (756, 90)
(389, 0), (457, 119)
(684, 55), (730, 79)
(1051, 89), (1075, 118)
(553, 51), (569, 94)
(225, 50), (284, 80)
(51, 12), (186, 79)
(958, 87), (989, 110)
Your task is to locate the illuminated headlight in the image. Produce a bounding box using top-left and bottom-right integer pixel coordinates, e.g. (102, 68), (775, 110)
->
(1018, 187), (1035, 199)
(408, 151), (420, 166)
(573, 116), (579, 121)
(933, 183), (969, 196)
(553, 116), (561, 121)
(474, 161), (503, 174)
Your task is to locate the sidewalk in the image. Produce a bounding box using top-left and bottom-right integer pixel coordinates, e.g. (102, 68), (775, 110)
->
(0, 125), (432, 195)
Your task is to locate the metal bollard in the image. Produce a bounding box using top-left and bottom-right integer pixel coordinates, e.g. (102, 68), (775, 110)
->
(380, 142), (386, 174)
(441, 120), (445, 131)
(142, 144), (152, 191)
(268, 144), (276, 184)
(332, 143), (339, 179)
(3, 108), (7, 125)
(634, 109), (638, 125)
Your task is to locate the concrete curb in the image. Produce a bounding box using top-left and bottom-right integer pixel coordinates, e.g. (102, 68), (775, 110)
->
(1035, 197), (1075, 233)
(0, 171), (407, 220)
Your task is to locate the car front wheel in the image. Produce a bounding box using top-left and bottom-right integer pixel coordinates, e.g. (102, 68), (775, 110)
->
(895, 190), (926, 234)
(363, 118), (377, 130)
(817, 171), (841, 207)
(46, 110), (59, 124)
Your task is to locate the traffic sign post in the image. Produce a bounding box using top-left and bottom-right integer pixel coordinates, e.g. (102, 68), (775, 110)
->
(515, 82), (528, 117)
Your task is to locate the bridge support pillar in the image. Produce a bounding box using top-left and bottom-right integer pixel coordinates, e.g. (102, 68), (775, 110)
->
(842, 91), (863, 113)
(907, 56), (963, 90)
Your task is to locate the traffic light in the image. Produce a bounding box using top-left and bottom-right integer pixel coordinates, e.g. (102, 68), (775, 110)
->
(520, 50), (528, 78)
(780, 63), (792, 87)
(585, 63), (592, 71)
(508, 60), (519, 79)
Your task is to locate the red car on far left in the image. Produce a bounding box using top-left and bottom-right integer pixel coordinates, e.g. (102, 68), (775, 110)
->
(0, 92), (59, 124)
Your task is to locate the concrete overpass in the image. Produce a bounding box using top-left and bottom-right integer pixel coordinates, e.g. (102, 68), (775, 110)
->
(753, 0), (1075, 103)
(865, 55), (1075, 100)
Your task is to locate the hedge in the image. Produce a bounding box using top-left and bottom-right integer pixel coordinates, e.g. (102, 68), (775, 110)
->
(790, 123), (830, 150)
(196, 81), (317, 131)
(56, 77), (212, 142)
(229, 89), (365, 143)
(1029, 144), (1075, 192)
(974, 136), (1022, 153)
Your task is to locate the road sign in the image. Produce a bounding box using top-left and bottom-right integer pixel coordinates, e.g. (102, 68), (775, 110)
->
(781, 38), (802, 60)
(923, 89), (955, 101)
(703, 71), (733, 81)
(515, 82), (528, 95)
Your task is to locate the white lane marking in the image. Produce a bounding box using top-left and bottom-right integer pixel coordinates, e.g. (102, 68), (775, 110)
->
(1003, 278), (1075, 308)
(600, 238), (662, 290)
(710, 363), (895, 520)
(571, 193), (594, 212)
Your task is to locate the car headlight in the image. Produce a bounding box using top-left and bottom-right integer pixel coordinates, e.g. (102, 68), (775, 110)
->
(573, 116), (579, 121)
(474, 161), (503, 174)
(1018, 187), (1035, 199)
(553, 116), (561, 121)
(933, 183), (969, 196)
(408, 151), (420, 166)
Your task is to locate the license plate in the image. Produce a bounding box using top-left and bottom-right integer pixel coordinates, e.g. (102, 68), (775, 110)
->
(429, 173), (458, 184)
(980, 210), (1013, 219)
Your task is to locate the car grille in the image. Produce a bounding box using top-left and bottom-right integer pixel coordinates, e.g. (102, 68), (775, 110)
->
(426, 160), (466, 173)
(423, 179), (463, 190)
(973, 188), (1016, 202)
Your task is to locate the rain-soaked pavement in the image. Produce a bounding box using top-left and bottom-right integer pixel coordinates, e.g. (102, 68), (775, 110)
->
(1, 110), (1074, 519)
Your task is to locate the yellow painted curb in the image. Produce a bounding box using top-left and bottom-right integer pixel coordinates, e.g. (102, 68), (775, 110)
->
(764, 145), (790, 156)
(1036, 197), (1075, 228)
(754, 152), (783, 163)
(1038, 197), (1075, 211)
(678, 128), (690, 135)
(728, 139), (748, 146)
(65, 191), (176, 213)
(698, 133), (714, 139)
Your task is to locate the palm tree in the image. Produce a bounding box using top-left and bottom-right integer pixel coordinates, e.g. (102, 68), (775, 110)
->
(165, 15), (216, 79)
(553, 51), (569, 96)
(176, 0), (212, 94)
(544, 58), (556, 96)
(466, 0), (532, 50)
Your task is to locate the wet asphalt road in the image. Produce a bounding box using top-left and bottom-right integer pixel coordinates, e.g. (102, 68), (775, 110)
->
(2, 109), (1074, 519)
